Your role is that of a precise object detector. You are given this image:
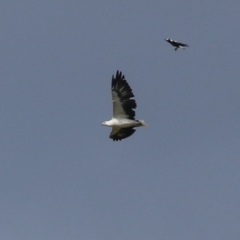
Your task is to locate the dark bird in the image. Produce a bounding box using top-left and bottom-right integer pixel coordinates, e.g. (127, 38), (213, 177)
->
(165, 38), (189, 51)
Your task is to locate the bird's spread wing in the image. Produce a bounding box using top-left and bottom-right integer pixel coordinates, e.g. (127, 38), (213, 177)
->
(111, 71), (136, 120)
(110, 127), (135, 141)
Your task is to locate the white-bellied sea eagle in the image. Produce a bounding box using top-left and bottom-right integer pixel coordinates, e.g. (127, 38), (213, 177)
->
(102, 71), (146, 141)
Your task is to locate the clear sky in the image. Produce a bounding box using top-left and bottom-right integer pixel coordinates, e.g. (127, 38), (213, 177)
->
(0, 1), (240, 240)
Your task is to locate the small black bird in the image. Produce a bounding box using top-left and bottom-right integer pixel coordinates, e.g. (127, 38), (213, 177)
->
(165, 38), (189, 51)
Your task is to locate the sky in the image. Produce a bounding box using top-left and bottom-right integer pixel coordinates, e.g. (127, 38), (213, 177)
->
(0, 1), (240, 240)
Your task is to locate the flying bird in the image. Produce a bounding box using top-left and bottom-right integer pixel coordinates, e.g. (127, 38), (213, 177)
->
(165, 38), (189, 51)
(102, 71), (146, 141)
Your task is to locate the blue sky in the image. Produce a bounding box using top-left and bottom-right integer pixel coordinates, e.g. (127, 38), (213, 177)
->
(0, 1), (240, 240)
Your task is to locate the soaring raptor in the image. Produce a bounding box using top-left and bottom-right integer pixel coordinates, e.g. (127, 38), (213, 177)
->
(102, 71), (146, 141)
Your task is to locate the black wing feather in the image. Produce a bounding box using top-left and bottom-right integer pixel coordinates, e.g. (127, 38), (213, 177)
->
(112, 71), (137, 120)
(110, 127), (136, 141)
